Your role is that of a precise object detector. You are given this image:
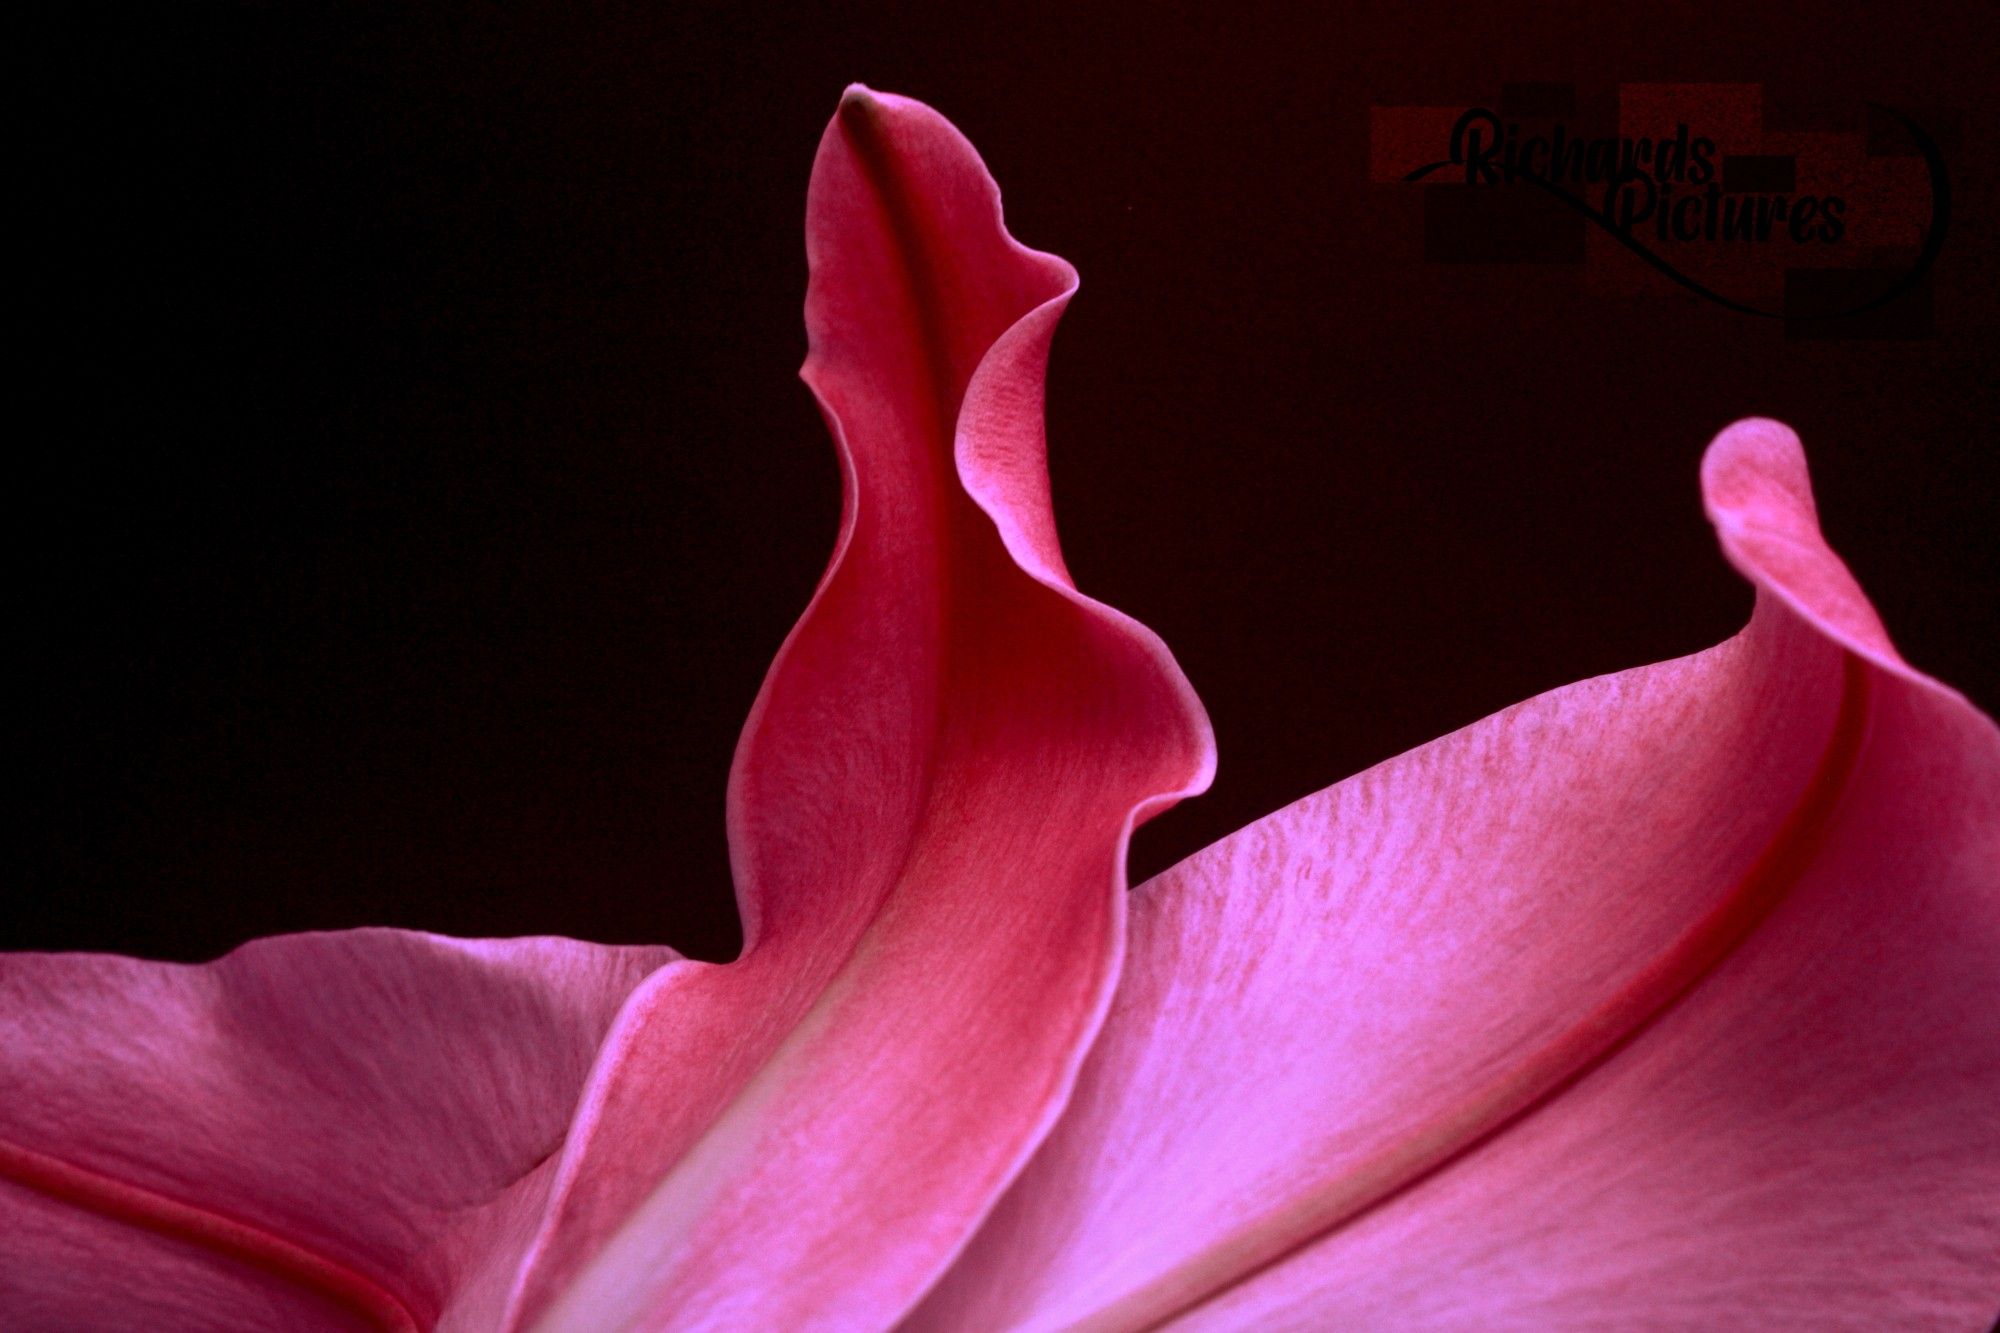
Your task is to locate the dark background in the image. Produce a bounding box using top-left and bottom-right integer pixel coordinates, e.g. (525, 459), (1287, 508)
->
(21, 4), (1997, 963)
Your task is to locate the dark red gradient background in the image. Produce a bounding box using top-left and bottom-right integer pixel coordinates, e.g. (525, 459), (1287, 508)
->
(21, 5), (1998, 963)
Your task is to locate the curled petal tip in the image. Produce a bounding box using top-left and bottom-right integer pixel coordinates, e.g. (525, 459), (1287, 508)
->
(1701, 416), (1821, 539)
(1700, 416), (1911, 681)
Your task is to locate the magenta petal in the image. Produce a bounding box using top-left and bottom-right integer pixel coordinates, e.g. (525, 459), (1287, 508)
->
(493, 88), (1214, 1328)
(5, 88), (1211, 1330)
(914, 419), (2000, 1329)
(0, 931), (672, 1328)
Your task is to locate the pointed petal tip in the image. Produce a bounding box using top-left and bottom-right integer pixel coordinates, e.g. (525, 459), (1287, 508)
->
(836, 84), (921, 129)
(838, 83), (880, 116)
(829, 85), (915, 160)
(817, 84), (1079, 298)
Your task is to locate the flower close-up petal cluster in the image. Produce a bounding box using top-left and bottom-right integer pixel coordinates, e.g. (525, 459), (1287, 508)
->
(4, 87), (1995, 1331)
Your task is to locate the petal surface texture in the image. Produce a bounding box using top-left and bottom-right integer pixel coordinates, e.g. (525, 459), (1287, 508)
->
(508, 86), (1213, 1329)
(913, 419), (2000, 1331)
(0, 931), (674, 1330)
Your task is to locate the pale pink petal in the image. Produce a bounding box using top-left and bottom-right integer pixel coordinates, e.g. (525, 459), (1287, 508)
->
(504, 87), (1214, 1329)
(0, 931), (672, 1329)
(914, 418), (1999, 1330)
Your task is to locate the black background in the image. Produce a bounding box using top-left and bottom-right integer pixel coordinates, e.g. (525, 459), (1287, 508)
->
(22, 4), (1997, 963)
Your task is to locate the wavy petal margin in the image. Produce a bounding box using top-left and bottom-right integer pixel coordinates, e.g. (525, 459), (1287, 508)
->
(514, 84), (1213, 1331)
(4, 86), (1213, 1330)
(913, 419), (2000, 1331)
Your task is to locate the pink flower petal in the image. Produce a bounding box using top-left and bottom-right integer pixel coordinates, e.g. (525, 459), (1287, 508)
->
(510, 85), (1213, 1331)
(4, 86), (1212, 1330)
(914, 418), (2000, 1329)
(0, 931), (671, 1328)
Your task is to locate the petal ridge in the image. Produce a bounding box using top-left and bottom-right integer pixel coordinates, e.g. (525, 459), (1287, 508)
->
(0, 1137), (421, 1333)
